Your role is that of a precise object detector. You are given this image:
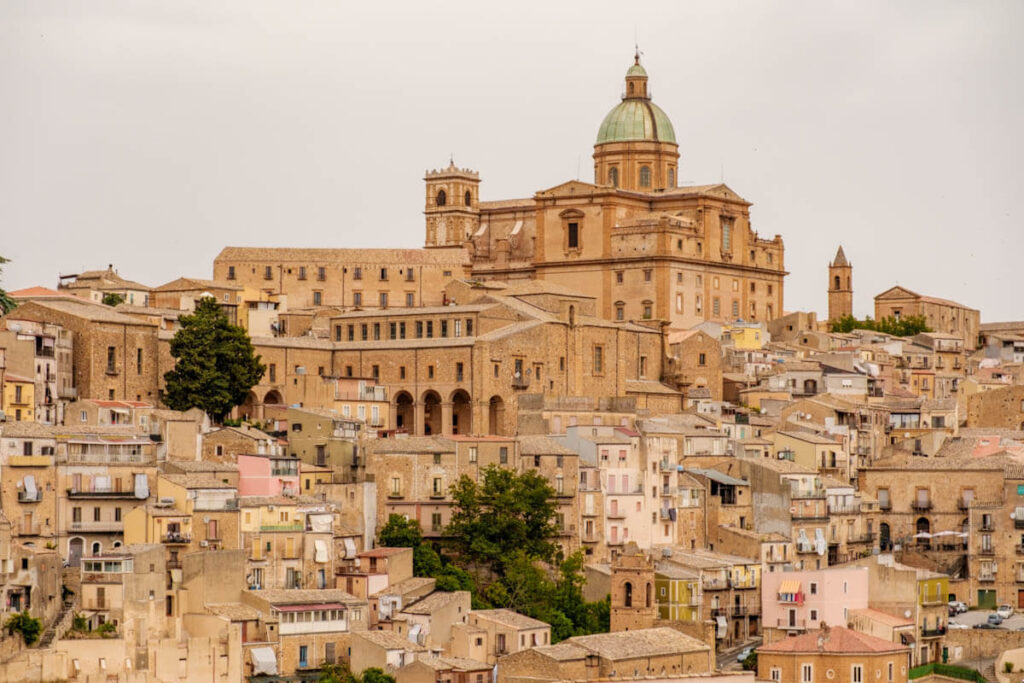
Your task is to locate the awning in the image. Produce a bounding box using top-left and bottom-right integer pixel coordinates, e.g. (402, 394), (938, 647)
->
(275, 603), (346, 612)
(409, 623), (422, 644)
(110, 408), (130, 415)
(715, 616), (728, 638)
(913, 532), (932, 539)
(900, 632), (916, 645)
(343, 537), (357, 559)
(308, 514), (332, 533)
(779, 580), (801, 595)
(250, 647), (278, 675)
(134, 473), (149, 500)
(314, 540), (328, 563)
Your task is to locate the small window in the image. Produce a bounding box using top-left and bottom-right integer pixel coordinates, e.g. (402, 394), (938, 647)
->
(499, 447), (508, 464)
(464, 190), (472, 205)
(313, 291), (322, 306)
(639, 165), (651, 187)
(263, 266), (273, 280)
(317, 266), (326, 281)
(608, 167), (619, 187)
(668, 168), (675, 187)
(643, 269), (652, 282)
(353, 266), (362, 280)
(568, 222), (579, 249)
(298, 266), (307, 280)
(380, 268), (388, 281)
(227, 266), (235, 280)
(406, 292), (415, 307)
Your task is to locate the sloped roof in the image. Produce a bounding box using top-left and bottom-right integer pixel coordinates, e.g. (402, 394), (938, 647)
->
(758, 625), (908, 654)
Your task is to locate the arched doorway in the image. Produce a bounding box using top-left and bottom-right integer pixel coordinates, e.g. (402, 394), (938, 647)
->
(451, 390), (471, 435)
(879, 523), (891, 551)
(68, 538), (84, 567)
(422, 391), (441, 436)
(803, 379), (818, 394)
(488, 396), (505, 436)
(395, 392), (414, 433)
(623, 581), (633, 608)
(263, 389), (283, 405)
(916, 517), (931, 549)
(239, 391), (258, 420)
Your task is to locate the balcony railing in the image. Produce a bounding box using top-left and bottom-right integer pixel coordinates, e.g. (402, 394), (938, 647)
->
(879, 501), (892, 511)
(979, 575), (996, 583)
(260, 524), (303, 532)
(66, 488), (138, 499)
(776, 617), (807, 629)
(828, 504), (859, 515)
(796, 544), (818, 554)
(17, 490), (43, 503)
(792, 511), (829, 522)
(921, 626), (947, 638)
(978, 547), (995, 556)
(607, 510), (627, 519)
(982, 521), (996, 532)
(702, 577), (731, 591)
(162, 533), (192, 544)
(69, 521), (122, 532)
(19, 523), (42, 536)
(911, 501), (932, 512)
(849, 532), (876, 544)
(607, 538), (625, 546)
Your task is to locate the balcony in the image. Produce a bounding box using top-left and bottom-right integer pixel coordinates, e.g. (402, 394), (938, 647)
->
(607, 510), (627, 520)
(776, 617), (807, 630)
(17, 490), (43, 503)
(796, 544), (818, 555)
(582, 509), (599, 517)
(848, 532), (876, 544)
(581, 533), (600, 544)
(66, 488), (139, 499)
(979, 575), (996, 583)
(978, 547), (995, 556)
(660, 485), (673, 496)
(161, 533), (192, 545)
(958, 498), (972, 511)
(911, 501), (933, 512)
(921, 626), (947, 638)
(702, 577), (731, 591)
(982, 522), (996, 532)
(828, 504), (859, 515)
(511, 376), (530, 390)
(659, 460), (675, 471)
(19, 523), (42, 536)
(260, 524), (303, 532)
(69, 521), (122, 533)
(792, 511), (829, 522)
(879, 501), (892, 511)
(607, 538), (625, 546)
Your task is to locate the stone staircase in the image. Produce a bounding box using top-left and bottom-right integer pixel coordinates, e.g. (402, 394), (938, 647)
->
(979, 660), (996, 683)
(37, 597), (76, 649)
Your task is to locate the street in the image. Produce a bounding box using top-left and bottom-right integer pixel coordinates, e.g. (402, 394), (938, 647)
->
(950, 608), (1024, 631)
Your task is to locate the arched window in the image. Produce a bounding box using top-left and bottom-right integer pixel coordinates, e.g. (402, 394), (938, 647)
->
(624, 581), (633, 608)
(464, 190), (472, 206)
(834, 275), (841, 290)
(668, 168), (675, 187)
(639, 166), (651, 188)
(609, 167), (619, 187)
(436, 190), (447, 207)
(628, 82), (634, 95)
(646, 582), (652, 608)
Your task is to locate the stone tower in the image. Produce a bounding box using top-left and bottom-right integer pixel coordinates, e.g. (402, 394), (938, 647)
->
(424, 161), (480, 248)
(828, 246), (853, 322)
(593, 53), (680, 191)
(609, 543), (656, 632)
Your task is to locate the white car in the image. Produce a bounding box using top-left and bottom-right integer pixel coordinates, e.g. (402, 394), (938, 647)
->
(948, 621), (969, 630)
(997, 605), (1014, 619)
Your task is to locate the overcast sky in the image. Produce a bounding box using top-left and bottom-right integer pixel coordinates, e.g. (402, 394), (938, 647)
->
(2, 1), (1021, 321)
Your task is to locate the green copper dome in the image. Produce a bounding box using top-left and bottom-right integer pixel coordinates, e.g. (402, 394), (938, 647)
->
(626, 63), (647, 77)
(596, 99), (676, 145)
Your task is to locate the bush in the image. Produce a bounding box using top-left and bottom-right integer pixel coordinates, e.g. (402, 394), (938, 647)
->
(742, 651), (757, 671)
(5, 611), (42, 646)
(97, 622), (116, 638)
(1005, 661), (1014, 674)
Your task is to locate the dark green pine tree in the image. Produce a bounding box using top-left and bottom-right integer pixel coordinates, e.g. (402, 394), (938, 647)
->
(0, 255), (17, 314)
(163, 297), (266, 422)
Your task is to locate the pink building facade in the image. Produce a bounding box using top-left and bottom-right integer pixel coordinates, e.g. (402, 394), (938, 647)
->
(237, 453), (300, 497)
(761, 567), (869, 644)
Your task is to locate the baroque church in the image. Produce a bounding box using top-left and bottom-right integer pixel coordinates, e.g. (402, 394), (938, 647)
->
(216, 55), (786, 331)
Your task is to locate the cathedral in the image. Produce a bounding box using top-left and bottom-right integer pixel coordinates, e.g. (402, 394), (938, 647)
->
(217, 54), (787, 331)
(424, 53), (786, 329)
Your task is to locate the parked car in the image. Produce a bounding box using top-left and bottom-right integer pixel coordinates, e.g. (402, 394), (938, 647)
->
(988, 613), (1004, 625)
(948, 621), (969, 630)
(974, 623), (1000, 629)
(948, 600), (967, 614)
(737, 646), (754, 663)
(997, 605), (1014, 619)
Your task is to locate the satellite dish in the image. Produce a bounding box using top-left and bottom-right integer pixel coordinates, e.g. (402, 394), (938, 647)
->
(904, 609), (912, 618)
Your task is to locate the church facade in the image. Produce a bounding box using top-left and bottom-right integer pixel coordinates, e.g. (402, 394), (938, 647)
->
(217, 55), (787, 331)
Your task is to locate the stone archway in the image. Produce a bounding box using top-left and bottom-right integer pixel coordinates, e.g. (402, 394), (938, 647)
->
(263, 389), (283, 405)
(395, 392), (414, 433)
(916, 517), (931, 548)
(239, 391), (258, 420)
(488, 396), (505, 436)
(68, 537), (84, 568)
(451, 390), (472, 435)
(422, 391), (442, 436)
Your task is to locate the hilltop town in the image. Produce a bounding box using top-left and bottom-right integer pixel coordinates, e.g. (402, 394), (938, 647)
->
(2, 57), (1023, 683)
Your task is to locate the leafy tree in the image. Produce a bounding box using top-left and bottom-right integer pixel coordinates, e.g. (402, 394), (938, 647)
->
(376, 515), (476, 593)
(378, 514), (423, 548)
(319, 663), (394, 683)
(101, 292), (126, 307)
(447, 465), (559, 571)
(0, 255), (16, 314)
(828, 313), (930, 337)
(163, 297), (265, 422)
(5, 611), (42, 645)
(742, 651), (757, 671)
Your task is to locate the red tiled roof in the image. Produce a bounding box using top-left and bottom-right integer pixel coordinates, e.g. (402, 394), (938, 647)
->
(3, 373), (34, 383)
(757, 626), (907, 654)
(9, 286), (63, 298)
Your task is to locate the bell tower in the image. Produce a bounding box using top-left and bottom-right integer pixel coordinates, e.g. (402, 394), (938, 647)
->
(828, 246), (853, 322)
(609, 543), (656, 632)
(424, 160), (480, 249)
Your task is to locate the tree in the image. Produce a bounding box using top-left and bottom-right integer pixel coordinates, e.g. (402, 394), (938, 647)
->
(5, 611), (42, 646)
(378, 514), (423, 548)
(101, 292), (125, 307)
(446, 465), (560, 571)
(376, 515), (476, 593)
(319, 663), (394, 683)
(0, 255), (16, 314)
(163, 297), (265, 422)
(828, 313), (930, 337)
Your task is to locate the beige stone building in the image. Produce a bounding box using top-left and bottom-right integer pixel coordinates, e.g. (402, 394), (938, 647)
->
(756, 624), (910, 683)
(874, 286), (980, 351)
